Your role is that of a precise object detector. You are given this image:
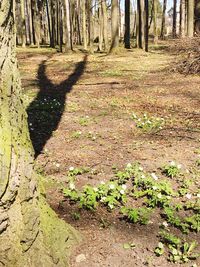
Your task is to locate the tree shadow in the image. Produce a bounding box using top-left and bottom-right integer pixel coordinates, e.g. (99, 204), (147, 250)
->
(27, 55), (88, 158)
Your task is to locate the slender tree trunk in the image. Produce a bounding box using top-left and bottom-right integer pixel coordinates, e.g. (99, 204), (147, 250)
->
(101, 0), (109, 51)
(160, 0), (167, 39)
(46, 0), (53, 46)
(63, 0), (70, 51)
(98, 1), (103, 51)
(25, 0), (31, 44)
(31, 0), (36, 44)
(69, 0), (74, 50)
(82, 0), (87, 50)
(125, 0), (131, 49)
(0, 1), (78, 266)
(50, 0), (56, 47)
(172, 0), (177, 38)
(180, 0), (186, 37)
(153, 0), (158, 44)
(110, 0), (119, 53)
(20, 0), (26, 47)
(76, 0), (82, 45)
(137, 0), (143, 48)
(144, 0), (149, 52)
(187, 0), (194, 37)
(88, 0), (94, 53)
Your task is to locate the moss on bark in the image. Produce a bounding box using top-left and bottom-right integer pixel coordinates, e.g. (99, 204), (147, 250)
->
(0, 1), (80, 266)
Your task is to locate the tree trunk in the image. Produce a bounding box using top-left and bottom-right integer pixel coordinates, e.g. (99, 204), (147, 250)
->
(187, 0), (194, 37)
(144, 0), (149, 52)
(20, 0), (27, 47)
(137, 0), (143, 48)
(82, 0), (87, 50)
(160, 0), (167, 39)
(180, 0), (186, 37)
(109, 0), (119, 53)
(98, 1), (103, 51)
(172, 0), (177, 38)
(124, 0), (131, 49)
(0, 1), (78, 266)
(88, 0), (94, 53)
(63, 0), (70, 51)
(101, 0), (109, 51)
(153, 0), (158, 44)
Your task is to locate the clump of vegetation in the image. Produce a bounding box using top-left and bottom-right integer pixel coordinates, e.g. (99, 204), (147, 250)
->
(156, 231), (200, 263)
(162, 161), (182, 178)
(131, 112), (165, 132)
(62, 160), (200, 264)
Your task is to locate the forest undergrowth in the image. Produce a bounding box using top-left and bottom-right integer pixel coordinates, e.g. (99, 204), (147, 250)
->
(18, 42), (200, 267)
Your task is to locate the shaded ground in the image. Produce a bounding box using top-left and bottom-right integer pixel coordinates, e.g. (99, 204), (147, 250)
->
(17, 44), (200, 267)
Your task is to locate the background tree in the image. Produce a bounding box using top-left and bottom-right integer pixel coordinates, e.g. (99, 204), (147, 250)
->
(110, 0), (119, 53)
(172, 0), (177, 38)
(160, 0), (167, 39)
(136, 0), (144, 48)
(101, 0), (109, 51)
(153, 0), (158, 44)
(125, 0), (131, 49)
(180, 0), (186, 37)
(187, 0), (194, 37)
(144, 0), (149, 51)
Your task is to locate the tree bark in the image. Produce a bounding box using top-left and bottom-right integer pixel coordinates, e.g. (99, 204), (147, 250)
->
(0, 1), (78, 266)
(153, 0), (158, 44)
(144, 0), (149, 52)
(101, 0), (109, 51)
(98, 1), (103, 51)
(20, 0), (27, 47)
(180, 0), (186, 37)
(63, 0), (70, 51)
(160, 0), (167, 39)
(124, 0), (131, 49)
(187, 0), (194, 37)
(172, 0), (177, 38)
(137, 0), (144, 48)
(110, 0), (119, 53)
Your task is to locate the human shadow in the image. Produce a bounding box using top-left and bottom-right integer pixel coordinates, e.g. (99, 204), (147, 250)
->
(27, 55), (87, 157)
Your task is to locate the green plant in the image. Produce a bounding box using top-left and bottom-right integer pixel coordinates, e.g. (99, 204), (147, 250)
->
(71, 131), (82, 139)
(163, 161), (181, 178)
(121, 207), (153, 225)
(71, 212), (81, 220)
(169, 241), (199, 263)
(154, 242), (165, 256)
(131, 112), (165, 132)
(78, 116), (90, 126)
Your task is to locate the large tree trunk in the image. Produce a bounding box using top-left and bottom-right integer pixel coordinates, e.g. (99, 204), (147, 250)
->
(109, 0), (119, 53)
(0, 1), (78, 266)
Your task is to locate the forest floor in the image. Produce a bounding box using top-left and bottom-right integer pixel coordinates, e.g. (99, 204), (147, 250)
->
(17, 42), (200, 267)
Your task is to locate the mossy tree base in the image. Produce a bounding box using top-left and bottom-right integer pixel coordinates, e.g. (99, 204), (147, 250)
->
(0, 1), (79, 266)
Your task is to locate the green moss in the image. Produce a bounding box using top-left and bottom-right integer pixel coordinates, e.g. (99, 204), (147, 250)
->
(38, 176), (81, 266)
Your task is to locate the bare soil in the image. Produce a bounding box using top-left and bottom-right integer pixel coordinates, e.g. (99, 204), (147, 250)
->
(17, 44), (200, 267)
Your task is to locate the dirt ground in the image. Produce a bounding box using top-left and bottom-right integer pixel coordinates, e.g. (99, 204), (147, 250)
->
(17, 44), (200, 267)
